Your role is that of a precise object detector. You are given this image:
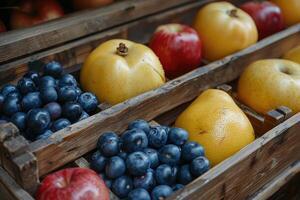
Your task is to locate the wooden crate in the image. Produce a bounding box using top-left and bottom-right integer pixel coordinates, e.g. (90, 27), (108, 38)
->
(0, 0), (300, 199)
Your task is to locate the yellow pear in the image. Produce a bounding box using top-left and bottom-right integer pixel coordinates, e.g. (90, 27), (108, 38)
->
(175, 89), (255, 166)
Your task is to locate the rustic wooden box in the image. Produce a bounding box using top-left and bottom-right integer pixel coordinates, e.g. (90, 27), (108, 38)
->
(0, 0), (300, 199)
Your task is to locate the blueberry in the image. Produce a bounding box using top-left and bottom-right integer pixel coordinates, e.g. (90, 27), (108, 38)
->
(143, 148), (159, 168)
(111, 175), (133, 198)
(36, 130), (53, 140)
(122, 129), (148, 153)
(101, 174), (112, 188)
(17, 78), (36, 95)
(10, 112), (26, 131)
(58, 74), (77, 87)
(155, 164), (177, 186)
(128, 188), (151, 200)
(21, 92), (42, 112)
(159, 144), (181, 166)
(7, 92), (22, 100)
(133, 169), (156, 191)
(44, 102), (62, 120)
(182, 142), (205, 162)
(40, 87), (58, 104)
(190, 156), (210, 177)
(78, 92), (98, 114)
(172, 184), (184, 191)
(78, 111), (89, 121)
(151, 185), (173, 200)
(148, 126), (168, 149)
(27, 108), (51, 135)
(105, 156), (126, 179)
(128, 119), (150, 134)
(90, 151), (107, 173)
(62, 102), (82, 122)
(168, 127), (188, 146)
(2, 97), (21, 116)
(44, 61), (63, 78)
(178, 164), (193, 185)
(24, 71), (40, 85)
(74, 87), (82, 96)
(1, 84), (18, 98)
(118, 151), (127, 160)
(97, 132), (120, 157)
(39, 76), (56, 88)
(58, 86), (78, 103)
(0, 94), (4, 111)
(126, 152), (151, 176)
(51, 118), (71, 132)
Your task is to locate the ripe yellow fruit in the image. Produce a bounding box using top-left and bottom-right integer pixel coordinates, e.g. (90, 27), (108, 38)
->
(175, 89), (255, 166)
(271, 0), (300, 26)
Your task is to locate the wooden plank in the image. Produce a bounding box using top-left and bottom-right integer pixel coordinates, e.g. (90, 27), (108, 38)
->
(0, 0), (199, 64)
(171, 113), (300, 199)
(26, 23), (300, 177)
(0, 167), (34, 200)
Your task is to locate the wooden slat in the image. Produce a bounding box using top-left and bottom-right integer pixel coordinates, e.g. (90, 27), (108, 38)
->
(171, 113), (300, 199)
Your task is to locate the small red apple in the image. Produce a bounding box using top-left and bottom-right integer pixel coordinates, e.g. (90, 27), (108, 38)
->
(10, 0), (64, 29)
(0, 20), (6, 33)
(73, 0), (114, 10)
(149, 23), (202, 78)
(36, 168), (110, 200)
(240, 1), (285, 39)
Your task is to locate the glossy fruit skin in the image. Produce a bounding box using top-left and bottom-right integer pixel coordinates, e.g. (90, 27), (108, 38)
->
(151, 185), (173, 200)
(142, 148), (159, 168)
(271, 0), (300, 26)
(175, 89), (255, 166)
(11, 112), (27, 131)
(238, 59), (300, 114)
(1, 84), (18, 98)
(126, 152), (151, 176)
(44, 102), (62, 120)
(78, 92), (99, 114)
(149, 23), (202, 78)
(62, 102), (83, 122)
(128, 119), (150, 134)
(155, 164), (177, 186)
(97, 132), (120, 157)
(17, 78), (36, 95)
(58, 86), (78, 103)
(128, 188), (151, 200)
(36, 168), (109, 200)
(167, 127), (188, 146)
(73, 0), (113, 10)
(44, 61), (63, 78)
(80, 39), (165, 105)
(240, 1), (285, 39)
(105, 156), (126, 179)
(283, 45), (300, 64)
(159, 144), (181, 166)
(147, 126), (168, 149)
(27, 108), (51, 136)
(51, 118), (71, 132)
(177, 164), (193, 185)
(7, 92), (22, 100)
(90, 151), (107, 172)
(193, 2), (258, 61)
(190, 156), (210, 177)
(133, 169), (156, 191)
(78, 111), (89, 121)
(172, 184), (184, 191)
(10, 0), (64, 29)
(112, 175), (133, 199)
(59, 74), (78, 87)
(181, 142), (204, 162)
(122, 129), (148, 153)
(36, 130), (53, 140)
(39, 76), (57, 88)
(21, 92), (42, 112)
(24, 71), (40, 85)
(2, 96), (21, 116)
(0, 94), (4, 112)
(40, 87), (58, 103)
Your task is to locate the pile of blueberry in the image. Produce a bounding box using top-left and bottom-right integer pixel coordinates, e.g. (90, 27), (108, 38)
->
(0, 61), (99, 141)
(90, 119), (210, 200)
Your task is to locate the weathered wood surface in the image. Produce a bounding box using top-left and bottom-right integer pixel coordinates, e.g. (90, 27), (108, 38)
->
(0, 0), (200, 64)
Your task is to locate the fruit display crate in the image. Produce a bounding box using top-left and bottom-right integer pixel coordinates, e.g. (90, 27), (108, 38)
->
(0, 0), (203, 65)
(0, 0), (300, 199)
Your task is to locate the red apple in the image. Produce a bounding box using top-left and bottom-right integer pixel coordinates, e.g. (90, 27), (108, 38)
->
(73, 0), (114, 10)
(10, 0), (64, 29)
(0, 20), (6, 33)
(36, 168), (110, 200)
(149, 23), (202, 78)
(240, 1), (285, 39)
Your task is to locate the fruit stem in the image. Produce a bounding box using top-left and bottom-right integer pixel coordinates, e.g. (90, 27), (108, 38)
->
(116, 43), (129, 56)
(228, 9), (238, 18)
